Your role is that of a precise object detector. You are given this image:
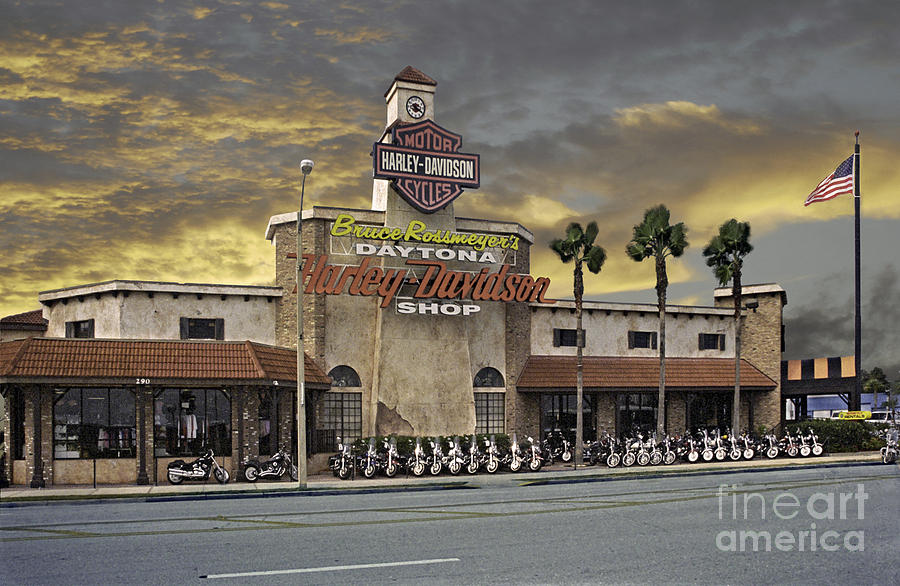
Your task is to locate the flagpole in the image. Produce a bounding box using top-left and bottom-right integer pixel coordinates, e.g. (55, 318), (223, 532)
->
(852, 131), (861, 411)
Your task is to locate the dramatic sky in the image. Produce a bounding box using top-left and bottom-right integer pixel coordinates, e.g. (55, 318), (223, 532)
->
(2, 1), (898, 379)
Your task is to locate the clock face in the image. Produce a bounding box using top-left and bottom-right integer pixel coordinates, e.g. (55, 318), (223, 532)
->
(406, 95), (425, 119)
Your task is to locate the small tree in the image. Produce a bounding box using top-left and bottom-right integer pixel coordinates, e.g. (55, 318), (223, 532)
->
(550, 222), (607, 463)
(702, 219), (753, 433)
(626, 205), (688, 438)
(863, 367), (890, 411)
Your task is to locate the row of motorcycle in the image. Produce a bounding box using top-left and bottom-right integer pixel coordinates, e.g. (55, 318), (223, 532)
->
(328, 427), (828, 479)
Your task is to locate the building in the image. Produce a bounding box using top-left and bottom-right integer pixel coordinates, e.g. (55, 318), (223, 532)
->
(1, 67), (788, 486)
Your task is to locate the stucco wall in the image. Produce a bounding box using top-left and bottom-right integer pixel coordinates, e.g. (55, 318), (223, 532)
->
(530, 304), (736, 358)
(42, 289), (277, 343)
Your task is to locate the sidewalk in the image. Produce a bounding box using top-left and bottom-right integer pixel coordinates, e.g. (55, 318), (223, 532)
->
(0, 452), (884, 505)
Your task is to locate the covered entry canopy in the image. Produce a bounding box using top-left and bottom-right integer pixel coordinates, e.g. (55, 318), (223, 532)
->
(515, 355), (776, 391)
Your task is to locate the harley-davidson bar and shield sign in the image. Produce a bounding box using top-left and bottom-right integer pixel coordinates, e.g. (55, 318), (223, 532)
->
(373, 120), (480, 213)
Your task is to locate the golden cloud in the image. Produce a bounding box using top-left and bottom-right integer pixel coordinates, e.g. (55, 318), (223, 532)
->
(615, 101), (764, 136)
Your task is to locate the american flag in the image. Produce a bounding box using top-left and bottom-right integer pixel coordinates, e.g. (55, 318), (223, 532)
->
(805, 155), (854, 206)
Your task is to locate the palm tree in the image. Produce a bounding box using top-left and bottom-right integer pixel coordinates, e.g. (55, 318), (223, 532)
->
(626, 205), (688, 438)
(550, 222), (607, 464)
(702, 219), (753, 433)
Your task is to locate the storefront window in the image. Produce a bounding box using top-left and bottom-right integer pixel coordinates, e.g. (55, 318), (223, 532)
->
(53, 388), (136, 459)
(687, 392), (732, 432)
(12, 388), (25, 460)
(153, 389), (231, 457)
(616, 392), (657, 436)
(541, 393), (595, 443)
(316, 392), (361, 452)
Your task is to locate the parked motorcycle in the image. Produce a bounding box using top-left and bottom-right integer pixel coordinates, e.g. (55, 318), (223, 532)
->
(167, 449), (229, 484)
(383, 437), (401, 477)
(542, 429), (573, 464)
(242, 447), (297, 482)
(360, 438), (380, 478)
(727, 430), (742, 462)
(807, 429), (824, 457)
(524, 436), (544, 471)
(506, 433), (525, 472)
(446, 436), (466, 475)
(429, 439), (444, 476)
(762, 433), (780, 459)
(409, 438), (427, 477)
(331, 436), (353, 479)
(466, 434), (482, 475)
(881, 427), (898, 464)
(483, 435), (501, 474)
(683, 432), (701, 463)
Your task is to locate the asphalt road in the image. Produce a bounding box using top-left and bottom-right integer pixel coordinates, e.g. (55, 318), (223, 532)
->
(2, 463), (898, 585)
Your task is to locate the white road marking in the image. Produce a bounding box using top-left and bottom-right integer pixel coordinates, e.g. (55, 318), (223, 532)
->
(201, 557), (461, 579)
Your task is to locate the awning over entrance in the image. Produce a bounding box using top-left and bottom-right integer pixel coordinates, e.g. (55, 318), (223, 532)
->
(0, 337), (330, 387)
(515, 355), (776, 392)
(781, 356), (855, 397)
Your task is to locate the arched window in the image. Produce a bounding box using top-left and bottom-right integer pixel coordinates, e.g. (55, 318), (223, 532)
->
(474, 367), (504, 388)
(474, 367), (505, 434)
(328, 365), (361, 388)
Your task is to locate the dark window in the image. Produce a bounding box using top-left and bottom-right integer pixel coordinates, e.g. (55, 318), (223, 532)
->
(258, 389), (277, 456)
(541, 393), (596, 442)
(327, 365), (361, 387)
(699, 333), (726, 351)
(553, 328), (584, 347)
(53, 388), (136, 459)
(153, 389), (231, 456)
(475, 392), (505, 434)
(474, 367), (504, 388)
(65, 319), (94, 338)
(179, 317), (224, 340)
(627, 330), (657, 349)
(316, 392), (362, 451)
(12, 388), (25, 460)
(616, 392), (658, 436)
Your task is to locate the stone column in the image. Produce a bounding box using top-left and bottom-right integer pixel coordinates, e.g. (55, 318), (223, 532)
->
(136, 387), (150, 485)
(29, 386), (44, 488)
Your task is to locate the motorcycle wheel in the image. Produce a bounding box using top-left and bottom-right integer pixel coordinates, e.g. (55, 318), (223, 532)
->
(714, 448), (727, 461)
(701, 450), (714, 462)
(650, 452), (663, 466)
(363, 465), (376, 478)
(800, 446), (811, 457)
(664, 451), (677, 465)
(528, 458), (542, 472)
(622, 453), (635, 467)
(637, 452), (650, 466)
(449, 461), (462, 475)
(743, 449), (755, 460)
(290, 465), (298, 481)
(561, 450), (573, 463)
(812, 445), (824, 456)
(385, 463), (398, 478)
(687, 450), (700, 463)
(338, 466), (351, 480)
(412, 462), (426, 476)
(243, 465), (260, 483)
(729, 450), (742, 461)
(509, 459), (522, 472)
(766, 447), (779, 459)
(214, 468), (229, 484)
(486, 460), (499, 474)
(787, 446), (798, 457)
(606, 453), (620, 468)
(167, 470), (184, 485)
(430, 462), (442, 475)
(466, 462), (479, 475)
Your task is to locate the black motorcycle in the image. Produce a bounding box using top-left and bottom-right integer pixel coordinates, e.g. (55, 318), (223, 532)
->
(167, 449), (230, 485)
(242, 447), (297, 482)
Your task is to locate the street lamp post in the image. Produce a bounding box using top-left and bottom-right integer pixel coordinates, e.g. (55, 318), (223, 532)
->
(296, 158), (314, 489)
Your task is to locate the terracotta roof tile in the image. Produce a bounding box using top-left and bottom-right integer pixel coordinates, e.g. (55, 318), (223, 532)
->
(516, 355), (776, 391)
(0, 338), (329, 386)
(394, 66), (437, 86)
(0, 309), (48, 330)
